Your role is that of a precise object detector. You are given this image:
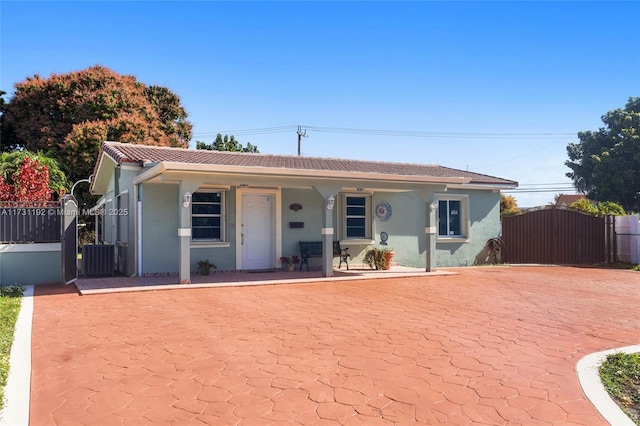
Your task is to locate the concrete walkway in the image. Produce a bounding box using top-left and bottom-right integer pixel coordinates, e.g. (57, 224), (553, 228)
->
(28, 266), (640, 424)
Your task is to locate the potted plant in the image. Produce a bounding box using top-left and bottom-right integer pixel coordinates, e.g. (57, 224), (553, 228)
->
(280, 256), (290, 271)
(363, 247), (394, 270)
(383, 249), (394, 270)
(197, 259), (216, 275)
(290, 255), (300, 271)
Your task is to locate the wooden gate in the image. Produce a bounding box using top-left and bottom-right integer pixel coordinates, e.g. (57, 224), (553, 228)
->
(502, 209), (605, 264)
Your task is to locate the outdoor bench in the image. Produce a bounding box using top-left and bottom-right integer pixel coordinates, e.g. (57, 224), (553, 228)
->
(298, 241), (350, 271)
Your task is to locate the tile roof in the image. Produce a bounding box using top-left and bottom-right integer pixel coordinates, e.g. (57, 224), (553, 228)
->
(555, 194), (586, 206)
(102, 141), (517, 186)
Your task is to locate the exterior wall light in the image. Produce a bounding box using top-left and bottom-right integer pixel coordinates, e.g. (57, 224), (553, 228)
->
(327, 195), (335, 210)
(183, 192), (192, 208)
(429, 201), (438, 212)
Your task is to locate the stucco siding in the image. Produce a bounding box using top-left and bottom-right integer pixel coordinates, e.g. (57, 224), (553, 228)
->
(141, 183), (180, 274)
(0, 244), (61, 285)
(435, 190), (501, 267)
(371, 192), (427, 268)
(281, 189), (326, 264)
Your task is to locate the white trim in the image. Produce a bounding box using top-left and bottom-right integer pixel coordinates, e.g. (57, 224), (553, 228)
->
(435, 194), (470, 241)
(0, 285), (33, 426)
(191, 242), (231, 248)
(235, 188), (282, 270)
(119, 163), (142, 171)
(137, 161), (472, 185)
(340, 239), (374, 245)
(132, 163), (167, 185)
(339, 193), (373, 240)
(0, 243), (61, 253)
(321, 228), (334, 235)
(576, 345), (640, 426)
(191, 190), (226, 242)
(178, 228), (192, 237)
(437, 237), (471, 244)
(137, 199), (142, 277)
(425, 227), (436, 234)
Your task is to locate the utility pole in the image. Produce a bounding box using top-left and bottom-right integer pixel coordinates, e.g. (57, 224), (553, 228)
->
(297, 126), (307, 156)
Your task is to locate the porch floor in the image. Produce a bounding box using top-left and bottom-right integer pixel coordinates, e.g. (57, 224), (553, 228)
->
(75, 266), (456, 295)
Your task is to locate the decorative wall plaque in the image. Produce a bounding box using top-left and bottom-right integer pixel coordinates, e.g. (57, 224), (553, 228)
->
(375, 201), (392, 222)
(289, 203), (303, 212)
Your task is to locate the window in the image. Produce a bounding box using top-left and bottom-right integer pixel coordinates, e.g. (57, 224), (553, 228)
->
(437, 196), (469, 239)
(192, 192), (224, 241)
(342, 194), (372, 240)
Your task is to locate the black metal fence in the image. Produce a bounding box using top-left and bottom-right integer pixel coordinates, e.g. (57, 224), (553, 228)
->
(0, 202), (62, 243)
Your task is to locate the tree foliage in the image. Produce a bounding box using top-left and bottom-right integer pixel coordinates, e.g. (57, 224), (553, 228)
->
(500, 194), (520, 218)
(196, 134), (259, 153)
(566, 97), (640, 212)
(0, 65), (192, 184)
(0, 151), (68, 203)
(568, 198), (626, 217)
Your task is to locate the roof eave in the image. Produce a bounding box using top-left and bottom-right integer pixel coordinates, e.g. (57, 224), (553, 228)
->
(90, 151), (119, 195)
(133, 161), (473, 185)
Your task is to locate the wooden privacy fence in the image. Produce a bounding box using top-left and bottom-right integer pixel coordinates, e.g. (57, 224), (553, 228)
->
(0, 201), (62, 243)
(502, 209), (606, 265)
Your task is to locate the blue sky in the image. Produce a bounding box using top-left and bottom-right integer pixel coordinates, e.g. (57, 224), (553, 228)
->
(1, 1), (639, 206)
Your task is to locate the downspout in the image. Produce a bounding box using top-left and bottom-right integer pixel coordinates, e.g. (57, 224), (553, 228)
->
(137, 183), (143, 277)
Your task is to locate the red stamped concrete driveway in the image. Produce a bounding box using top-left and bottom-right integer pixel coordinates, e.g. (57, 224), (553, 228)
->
(30, 266), (639, 425)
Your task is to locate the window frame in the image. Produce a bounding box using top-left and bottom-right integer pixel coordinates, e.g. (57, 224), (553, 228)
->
(191, 190), (226, 243)
(436, 194), (470, 242)
(339, 193), (373, 242)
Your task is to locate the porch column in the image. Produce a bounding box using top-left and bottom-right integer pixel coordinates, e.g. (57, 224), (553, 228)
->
(178, 180), (203, 284)
(426, 199), (437, 272)
(321, 213), (334, 277)
(314, 186), (340, 277)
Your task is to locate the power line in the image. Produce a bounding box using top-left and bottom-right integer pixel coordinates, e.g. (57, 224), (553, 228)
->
(303, 125), (576, 139)
(193, 125), (577, 139)
(193, 126), (296, 138)
(504, 188), (578, 193)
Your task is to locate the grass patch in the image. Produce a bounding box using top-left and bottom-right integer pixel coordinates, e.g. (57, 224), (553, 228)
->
(0, 284), (24, 412)
(599, 352), (640, 424)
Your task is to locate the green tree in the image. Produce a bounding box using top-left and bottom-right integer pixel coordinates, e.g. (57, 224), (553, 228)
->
(0, 90), (6, 114)
(568, 198), (598, 216)
(0, 65), (192, 185)
(568, 198), (626, 217)
(566, 97), (640, 212)
(196, 134), (259, 153)
(500, 194), (520, 218)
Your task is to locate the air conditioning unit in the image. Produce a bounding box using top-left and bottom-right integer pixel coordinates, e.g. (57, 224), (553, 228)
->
(82, 244), (115, 276)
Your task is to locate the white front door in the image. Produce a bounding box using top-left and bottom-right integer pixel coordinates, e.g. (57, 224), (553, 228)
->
(241, 194), (273, 270)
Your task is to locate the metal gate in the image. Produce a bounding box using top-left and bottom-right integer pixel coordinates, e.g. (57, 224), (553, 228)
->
(502, 209), (606, 264)
(61, 195), (78, 285)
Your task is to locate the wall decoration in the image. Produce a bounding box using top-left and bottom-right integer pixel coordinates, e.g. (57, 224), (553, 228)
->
(380, 231), (389, 245)
(289, 203), (303, 212)
(375, 201), (392, 222)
